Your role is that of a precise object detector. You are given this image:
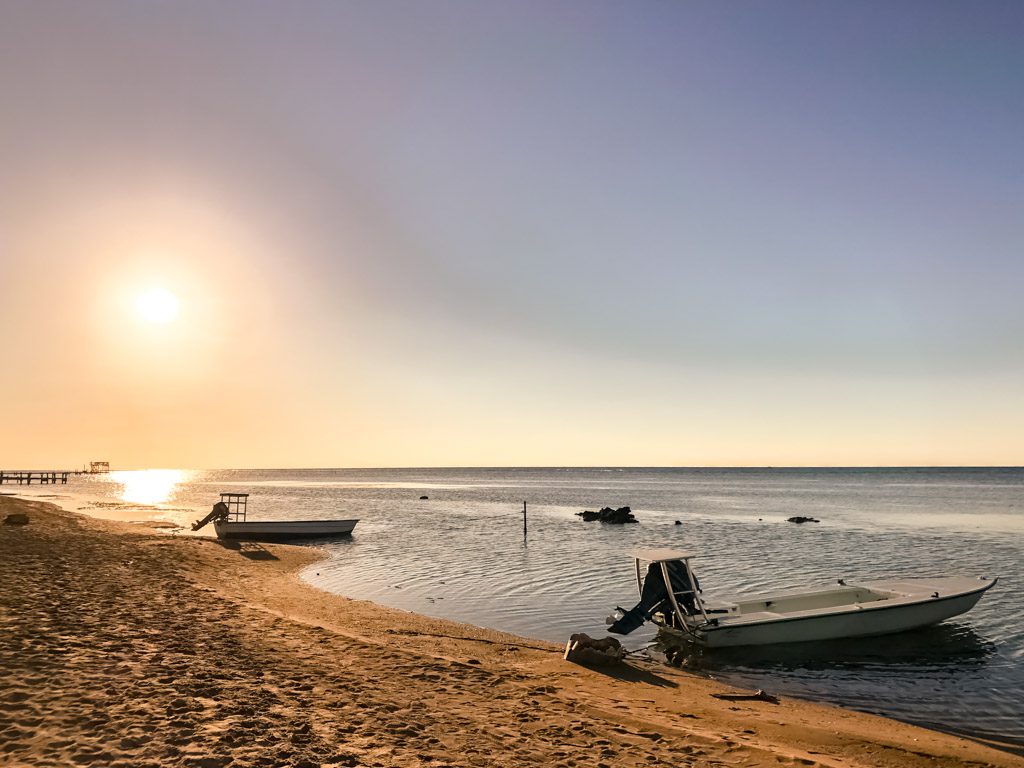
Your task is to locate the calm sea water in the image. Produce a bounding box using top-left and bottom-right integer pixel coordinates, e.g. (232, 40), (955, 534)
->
(14, 467), (1024, 748)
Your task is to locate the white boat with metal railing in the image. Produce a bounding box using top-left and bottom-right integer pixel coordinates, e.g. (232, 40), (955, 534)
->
(607, 549), (996, 648)
(191, 493), (358, 542)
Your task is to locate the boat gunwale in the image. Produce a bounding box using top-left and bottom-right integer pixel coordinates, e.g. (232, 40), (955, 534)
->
(690, 577), (997, 635)
(215, 519), (359, 526)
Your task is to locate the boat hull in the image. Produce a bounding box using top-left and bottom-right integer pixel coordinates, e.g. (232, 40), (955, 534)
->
(661, 578), (995, 648)
(213, 519), (358, 542)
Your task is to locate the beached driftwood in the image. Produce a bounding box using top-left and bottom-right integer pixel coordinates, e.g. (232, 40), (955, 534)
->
(577, 506), (638, 524)
(563, 633), (624, 666)
(711, 689), (780, 704)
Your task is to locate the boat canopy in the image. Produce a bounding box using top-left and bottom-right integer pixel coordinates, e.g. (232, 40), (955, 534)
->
(632, 548), (695, 563)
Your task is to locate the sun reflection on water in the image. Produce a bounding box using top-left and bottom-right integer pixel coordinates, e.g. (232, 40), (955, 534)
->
(111, 469), (191, 505)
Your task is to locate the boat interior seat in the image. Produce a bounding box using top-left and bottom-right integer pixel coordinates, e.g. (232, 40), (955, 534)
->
(701, 600), (740, 614)
(730, 610), (782, 622)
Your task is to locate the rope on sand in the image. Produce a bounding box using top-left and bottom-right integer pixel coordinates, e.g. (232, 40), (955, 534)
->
(383, 628), (556, 652)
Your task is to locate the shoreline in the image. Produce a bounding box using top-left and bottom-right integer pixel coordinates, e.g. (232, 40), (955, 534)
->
(3, 495), (1022, 768)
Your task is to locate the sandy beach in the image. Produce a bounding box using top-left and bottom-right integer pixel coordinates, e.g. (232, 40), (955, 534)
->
(2, 495), (1021, 768)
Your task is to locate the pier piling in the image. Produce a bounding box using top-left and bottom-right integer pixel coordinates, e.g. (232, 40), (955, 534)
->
(0, 470), (73, 485)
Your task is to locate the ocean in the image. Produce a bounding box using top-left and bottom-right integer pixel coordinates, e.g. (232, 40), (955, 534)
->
(12, 466), (1023, 748)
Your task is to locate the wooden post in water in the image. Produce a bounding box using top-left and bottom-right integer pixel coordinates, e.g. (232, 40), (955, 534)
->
(522, 501), (527, 540)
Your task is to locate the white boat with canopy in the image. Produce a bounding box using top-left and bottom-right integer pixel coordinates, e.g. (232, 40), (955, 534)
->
(607, 549), (996, 648)
(191, 493), (358, 542)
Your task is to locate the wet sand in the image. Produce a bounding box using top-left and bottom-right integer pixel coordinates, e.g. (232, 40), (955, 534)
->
(2, 495), (1021, 768)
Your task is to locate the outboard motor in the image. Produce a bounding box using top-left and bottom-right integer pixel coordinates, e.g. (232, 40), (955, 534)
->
(608, 561), (699, 635)
(191, 501), (230, 531)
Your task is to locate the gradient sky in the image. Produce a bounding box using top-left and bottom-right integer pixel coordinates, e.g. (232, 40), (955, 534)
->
(1, 1), (1022, 468)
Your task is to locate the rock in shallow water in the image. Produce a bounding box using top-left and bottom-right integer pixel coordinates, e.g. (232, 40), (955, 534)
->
(576, 506), (638, 524)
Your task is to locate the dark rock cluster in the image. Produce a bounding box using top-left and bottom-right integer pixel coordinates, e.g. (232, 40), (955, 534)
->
(786, 516), (820, 524)
(576, 506), (638, 524)
(563, 632), (624, 666)
(3, 513), (29, 526)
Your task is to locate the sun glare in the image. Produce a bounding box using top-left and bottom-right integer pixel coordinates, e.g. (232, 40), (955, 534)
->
(136, 287), (179, 324)
(111, 469), (190, 506)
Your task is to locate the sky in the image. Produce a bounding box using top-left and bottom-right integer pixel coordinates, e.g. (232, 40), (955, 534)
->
(1, 1), (1022, 469)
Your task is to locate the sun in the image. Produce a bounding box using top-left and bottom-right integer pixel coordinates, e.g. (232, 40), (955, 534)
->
(136, 287), (180, 324)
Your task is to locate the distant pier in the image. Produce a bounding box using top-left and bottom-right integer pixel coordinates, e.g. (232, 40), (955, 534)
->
(0, 470), (76, 485)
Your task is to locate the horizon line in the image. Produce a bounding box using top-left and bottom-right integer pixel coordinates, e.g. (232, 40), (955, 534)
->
(81, 464), (1024, 472)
